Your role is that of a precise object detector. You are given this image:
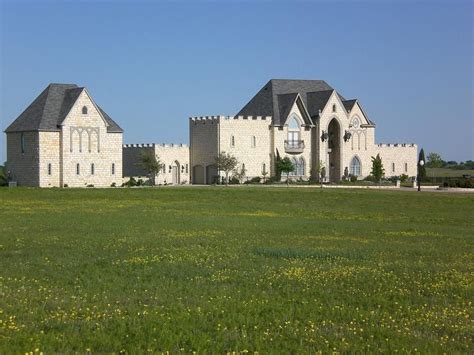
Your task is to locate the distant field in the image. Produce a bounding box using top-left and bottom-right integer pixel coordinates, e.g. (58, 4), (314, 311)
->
(426, 167), (474, 177)
(0, 187), (472, 352)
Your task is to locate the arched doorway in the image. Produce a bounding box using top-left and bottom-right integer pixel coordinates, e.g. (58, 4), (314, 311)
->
(172, 161), (180, 184)
(193, 165), (204, 184)
(328, 118), (342, 182)
(206, 165), (218, 185)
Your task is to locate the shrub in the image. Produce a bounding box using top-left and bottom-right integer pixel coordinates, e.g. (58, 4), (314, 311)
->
(364, 175), (376, 182)
(399, 174), (409, 182)
(123, 177), (137, 187)
(350, 175), (358, 182)
(110, 182), (116, 187)
(86, 184), (94, 188)
(228, 176), (240, 185)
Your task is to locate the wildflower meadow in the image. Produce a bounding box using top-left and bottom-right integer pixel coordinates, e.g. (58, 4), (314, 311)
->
(0, 187), (472, 352)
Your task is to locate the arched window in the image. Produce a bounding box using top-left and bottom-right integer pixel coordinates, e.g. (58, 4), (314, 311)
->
(262, 163), (266, 174)
(91, 163), (95, 175)
(350, 156), (361, 176)
(405, 162), (408, 172)
(297, 157), (305, 176)
(47, 163), (52, 176)
(289, 157), (298, 176)
(76, 163), (80, 175)
(251, 136), (256, 147)
(112, 163), (115, 175)
(392, 162), (395, 173)
(332, 104), (336, 113)
(287, 115), (301, 147)
(231, 135), (235, 147)
(82, 106), (88, 115)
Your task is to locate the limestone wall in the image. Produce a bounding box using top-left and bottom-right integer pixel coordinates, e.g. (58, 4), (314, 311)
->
(376, 144), (418, 178)
(123, 143), (190, 185)
(38, 132), (60, 187)
(5, 132), (40, 186)
(60, 90), (122, 187)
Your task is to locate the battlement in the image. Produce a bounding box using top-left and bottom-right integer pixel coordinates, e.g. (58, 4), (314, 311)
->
(377, 143), (417, 148)
(123, 143), (188, 148)
(189, 115), (272, 124)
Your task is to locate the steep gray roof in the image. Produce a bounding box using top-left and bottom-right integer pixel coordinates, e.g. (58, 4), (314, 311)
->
(342, 99), (357, 112)
(306, 90), (334, 118)
(5, 83), (123, 133)
(238, 79), (334, 125)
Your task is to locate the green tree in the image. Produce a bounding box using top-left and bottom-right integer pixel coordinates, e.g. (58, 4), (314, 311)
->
(418, 149), (426, 181)
(370, 154), (385, 183)
(139, 151), (162, 185)
(277, 157), (295, 186)
(426, 152), (445, 168)
(215, 152), (238, 185)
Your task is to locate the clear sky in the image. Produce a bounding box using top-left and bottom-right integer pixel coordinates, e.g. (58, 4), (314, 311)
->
(0, 0), (472, 163)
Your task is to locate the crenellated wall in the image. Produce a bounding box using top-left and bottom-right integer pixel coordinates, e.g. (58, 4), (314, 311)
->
(123, 143), (189, 184)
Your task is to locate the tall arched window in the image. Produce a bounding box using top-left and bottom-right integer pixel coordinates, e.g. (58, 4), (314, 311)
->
(112, 163), (115, 175)
(82, 106), (88, 115)
(287, 115), (301, 147)
(297, 157), (305, 176)
(231, 135), (235, 147)
(47, 163), (52, 176)
(91, 163), (95, 175)
(350, 156), (361, 176)
(76, 163), (80, 175)
(262, 163), (266, 174)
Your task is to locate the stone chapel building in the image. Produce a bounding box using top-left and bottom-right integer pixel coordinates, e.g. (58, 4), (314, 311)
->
(189, 79), (417, 184)
(4, 83), (123, 187)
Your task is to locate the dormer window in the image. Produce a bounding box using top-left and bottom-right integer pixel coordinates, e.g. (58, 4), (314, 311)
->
(332, 104), (336, 113)
(82, 106), (88, 115)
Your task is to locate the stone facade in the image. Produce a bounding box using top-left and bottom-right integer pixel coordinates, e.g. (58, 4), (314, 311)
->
(123, 144), (189, 185)
(5, 85), (123, 187)
(189, 80), (417, 184)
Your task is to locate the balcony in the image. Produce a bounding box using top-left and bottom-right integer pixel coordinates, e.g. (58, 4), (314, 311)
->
(284, 140), (305, 154)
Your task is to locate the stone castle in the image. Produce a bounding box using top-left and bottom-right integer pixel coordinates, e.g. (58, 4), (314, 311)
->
(4, 79), (417, 187)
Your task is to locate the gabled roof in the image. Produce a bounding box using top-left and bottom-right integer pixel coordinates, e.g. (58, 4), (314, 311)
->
(5, 83), (123, 133)
(342, 99), (357, 112)
(237, 79), (334, 125)
(306, 90), (334, 118)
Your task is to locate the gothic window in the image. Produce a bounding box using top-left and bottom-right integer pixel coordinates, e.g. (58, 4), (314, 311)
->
(298, 157), (305, 176)
(350, 156), (361, 176)
(287, 115), (301, 147)
(82, 106), (88, 115)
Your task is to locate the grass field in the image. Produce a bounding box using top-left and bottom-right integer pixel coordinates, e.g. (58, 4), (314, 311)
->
(426, 167), (474, 177)
(0, 187), (473, 352)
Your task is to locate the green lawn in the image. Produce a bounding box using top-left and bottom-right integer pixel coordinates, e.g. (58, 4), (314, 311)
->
(0, 187), (473, 352)
(426, 167), (474, 177)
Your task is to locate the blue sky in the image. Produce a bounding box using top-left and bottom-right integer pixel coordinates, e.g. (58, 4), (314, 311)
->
(0, 0), (472, 163)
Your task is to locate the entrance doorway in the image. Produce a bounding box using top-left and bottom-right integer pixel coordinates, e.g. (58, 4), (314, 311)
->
(328, 118), (341, 182)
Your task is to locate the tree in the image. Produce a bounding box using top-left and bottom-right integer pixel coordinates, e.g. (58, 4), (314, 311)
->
(426, 152), (445, 168)
(418, 149), (426, 181)
(233, 165), (247, 184)
(276, 157), (295, 186)
(215, 152), (238, 185)
(139, 151), (162, 185)
(370, 154), (385, 183)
